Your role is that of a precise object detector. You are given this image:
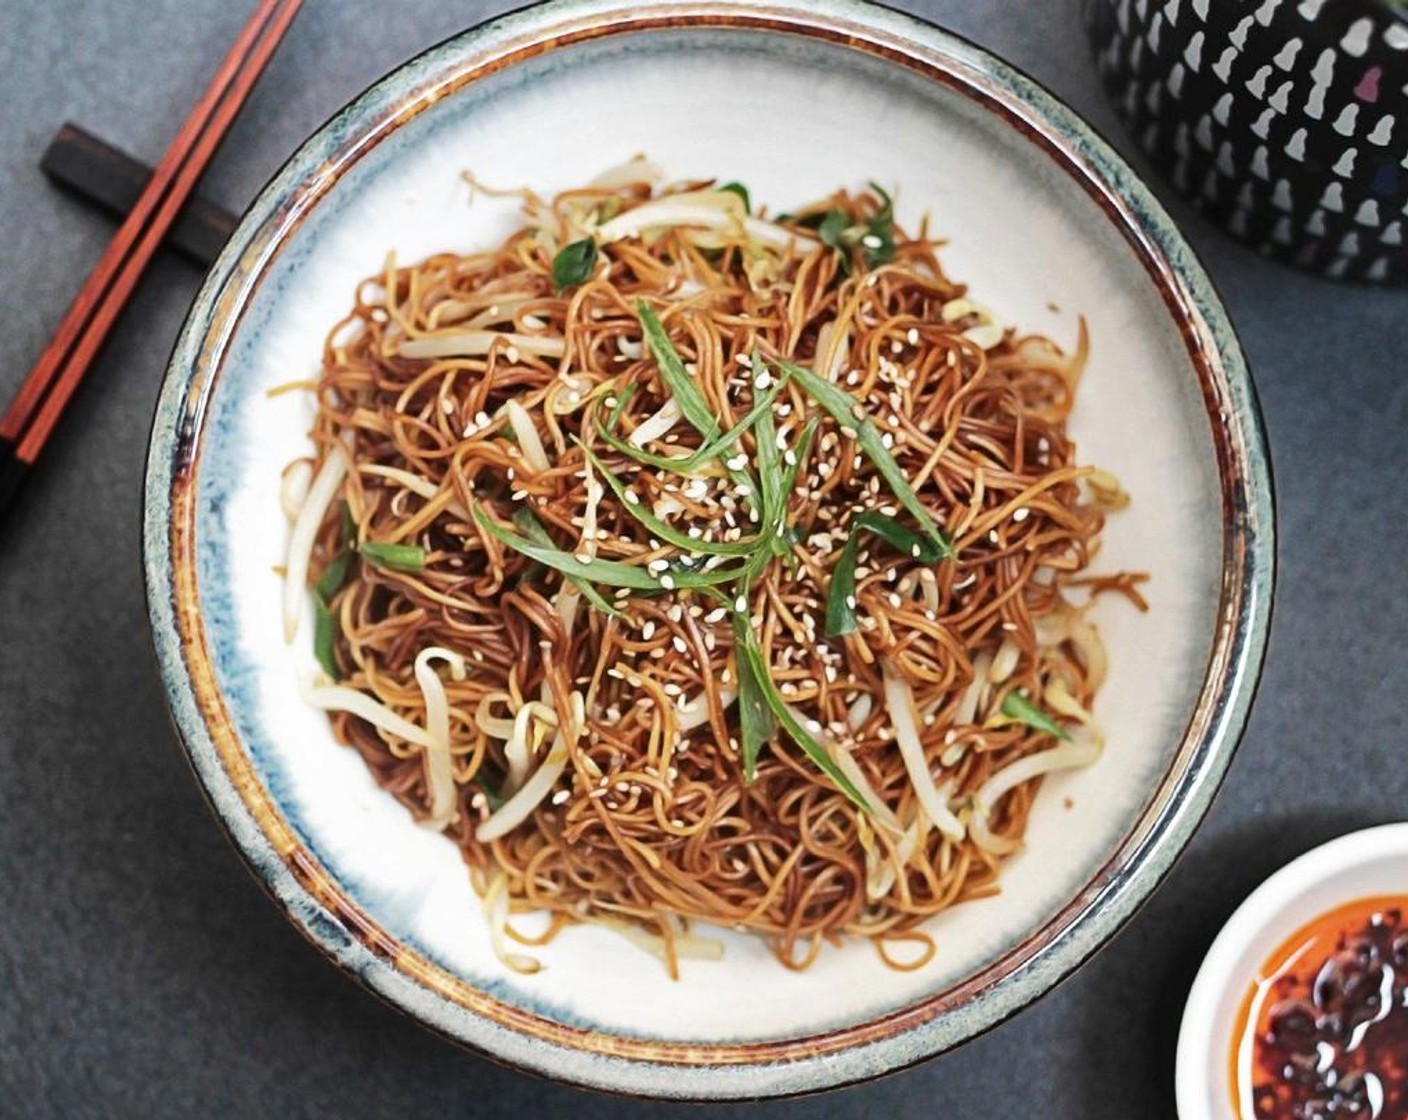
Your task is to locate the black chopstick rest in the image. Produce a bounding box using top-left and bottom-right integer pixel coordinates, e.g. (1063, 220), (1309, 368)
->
(40, 123), (238, 269)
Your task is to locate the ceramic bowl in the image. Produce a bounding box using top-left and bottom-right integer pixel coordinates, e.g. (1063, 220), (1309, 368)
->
(1086, 0), (1408, 283)
(1176, 824), (1408, 1119)
(143, 0), (1274, 1099)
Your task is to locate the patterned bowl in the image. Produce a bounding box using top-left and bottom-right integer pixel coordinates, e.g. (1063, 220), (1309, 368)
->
(1086, 0), (1408, 283)
(143, 0), (1274, 1099)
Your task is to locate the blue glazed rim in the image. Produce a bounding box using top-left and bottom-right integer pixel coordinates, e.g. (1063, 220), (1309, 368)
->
(143, 0), (1275, 1100)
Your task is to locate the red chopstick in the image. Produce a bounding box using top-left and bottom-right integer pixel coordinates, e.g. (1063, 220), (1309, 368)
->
(0, 0), (302, 523)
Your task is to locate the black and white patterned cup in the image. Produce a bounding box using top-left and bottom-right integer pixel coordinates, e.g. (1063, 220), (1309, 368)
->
(1085, 0), (1408, 283)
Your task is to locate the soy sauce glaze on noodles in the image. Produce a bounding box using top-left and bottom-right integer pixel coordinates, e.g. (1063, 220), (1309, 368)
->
(281, 161), (1144, 976)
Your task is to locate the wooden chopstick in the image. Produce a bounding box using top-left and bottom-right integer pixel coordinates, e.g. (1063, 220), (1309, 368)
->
(0, 0), (302, 524)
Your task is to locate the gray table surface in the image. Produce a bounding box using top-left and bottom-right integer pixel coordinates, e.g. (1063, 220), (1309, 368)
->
(1, 1), (1404, 1116)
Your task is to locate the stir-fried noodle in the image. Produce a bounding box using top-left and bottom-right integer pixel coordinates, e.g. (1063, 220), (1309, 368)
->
(282, 162), (1144, 976)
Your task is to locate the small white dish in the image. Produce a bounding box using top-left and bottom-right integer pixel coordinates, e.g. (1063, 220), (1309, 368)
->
(1176, 823), (1408, 1119)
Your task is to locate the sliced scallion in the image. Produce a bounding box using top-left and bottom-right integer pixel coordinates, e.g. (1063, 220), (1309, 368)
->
(511, 507), (621, 617)
(732, 617), (869, 811)
(594, 373), (786, 475)
(1000, 690), (1071, 741)
(817, 209), (850, 252)
(775, 356), (953, 558)
(636, 303), (758, 501)
(781, 415), (820, 496)
(474, 506), (746, 591)
(861, 182), (896, 268)
(607, 381), (638, 429)
(636, 303), (720, 442)
(576, 443), (757, 557)
(770, 414), (820, 563)
(824, 511), (945, 637)
(313, 598), (340, 680)
(718, 181), (751, 213)
(552, 237), (598, 291)
(314, 549), (352, 602)
(733, 616), (776, 782)
(753, 390), (783, 529)
(358, 540), (427, 572)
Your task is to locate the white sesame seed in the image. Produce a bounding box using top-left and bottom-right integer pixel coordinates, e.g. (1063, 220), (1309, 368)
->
(725, 454), (748, 471)
(1012, 507), (1030, 523)
(672, 635), (688, 653)
(641, 620), (657, 639)
(574, 551), (592, 564)
(906, 327), (919, 345)
(844, 595), (857, 609)
(660, 574), (676, 590)
(734, 595), (748, 612)
(551, 789), (571, 806)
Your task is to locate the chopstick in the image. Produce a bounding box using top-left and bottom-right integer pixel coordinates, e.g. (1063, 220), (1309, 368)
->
(0, 0), (302, 525)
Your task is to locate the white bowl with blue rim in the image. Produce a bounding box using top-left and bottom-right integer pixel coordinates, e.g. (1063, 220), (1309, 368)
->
(143, 0), (1274, 1099)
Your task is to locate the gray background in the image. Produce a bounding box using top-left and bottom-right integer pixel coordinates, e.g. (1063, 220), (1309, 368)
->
(0, 1), (1402, 1116)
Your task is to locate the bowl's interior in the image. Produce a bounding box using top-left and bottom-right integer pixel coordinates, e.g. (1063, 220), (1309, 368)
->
(190, 22), (1223, 1045)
